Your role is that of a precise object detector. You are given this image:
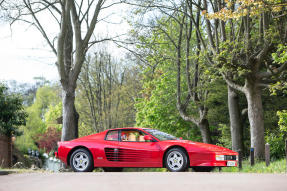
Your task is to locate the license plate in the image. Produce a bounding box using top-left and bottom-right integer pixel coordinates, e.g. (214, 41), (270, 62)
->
(227, 161), (236, 166)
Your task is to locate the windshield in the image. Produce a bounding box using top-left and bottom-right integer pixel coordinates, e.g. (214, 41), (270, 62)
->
(144, 129), (178, 141)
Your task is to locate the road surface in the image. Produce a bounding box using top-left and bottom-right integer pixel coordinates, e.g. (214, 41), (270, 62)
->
(1, 172), (287, 191)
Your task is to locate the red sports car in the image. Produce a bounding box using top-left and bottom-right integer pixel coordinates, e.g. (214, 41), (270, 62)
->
(55, 127), (238, 172)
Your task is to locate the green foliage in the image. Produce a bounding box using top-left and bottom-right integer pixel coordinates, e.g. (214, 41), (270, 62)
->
(277, 110), (287, 133)
(0, 83), (27, 137)
(263, 110), (287, 159)
(45, 102), (62, 130)
(135, 62), (201, 141)
(272, 44), (287, 64)
(206, 80), (229, 125)
(15, 84), (61, 153)
(219, 159), (286, 173)
(25, 85), (61, 136)
(270, 44), (287, 95)
(217, 124), (232, 149)
(14, 126), (38, 153)
(265, 132), (286, 159)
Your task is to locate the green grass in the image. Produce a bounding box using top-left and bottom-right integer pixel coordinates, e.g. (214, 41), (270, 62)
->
(217, 159), (287, 173)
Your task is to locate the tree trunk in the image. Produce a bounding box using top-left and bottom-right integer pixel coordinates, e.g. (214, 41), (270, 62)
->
(199, 119), (212, 144)
(246, 82), (265, 159)
(228, 85), (243, 152)
(0, 135), (12, 167)
(61, 88), (79, 141)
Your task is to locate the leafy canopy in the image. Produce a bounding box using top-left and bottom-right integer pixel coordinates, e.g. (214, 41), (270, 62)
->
(0, 83), (27, 137)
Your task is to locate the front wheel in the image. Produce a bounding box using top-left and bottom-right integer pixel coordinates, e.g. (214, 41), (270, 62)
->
(165, 148), (188, 172)
(70, 148), (94, 172)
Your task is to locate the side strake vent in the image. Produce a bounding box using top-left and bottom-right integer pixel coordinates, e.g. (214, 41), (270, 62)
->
(105, 148), (119, 161)
(105, 148), (152, 162)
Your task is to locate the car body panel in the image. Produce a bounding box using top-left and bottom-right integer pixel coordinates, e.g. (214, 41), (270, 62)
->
(57, 127), (238, 168)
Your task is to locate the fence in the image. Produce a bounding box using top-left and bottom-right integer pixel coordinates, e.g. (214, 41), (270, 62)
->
(237, 139), (287, 170)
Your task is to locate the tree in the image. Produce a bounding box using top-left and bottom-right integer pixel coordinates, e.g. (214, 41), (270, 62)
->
(199, 0), (287, 159)
(125, 1), (214, 143)
(77, 52), (141, 135)
(0, 84), (27, 137)
(0, 83), (27, 167)
(1, 0), (123, 141)
(135, 66), (202, 141)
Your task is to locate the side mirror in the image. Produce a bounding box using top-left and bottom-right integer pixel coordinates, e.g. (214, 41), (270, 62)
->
(144, 135), (153, 141)
(179, 137), (183, 140)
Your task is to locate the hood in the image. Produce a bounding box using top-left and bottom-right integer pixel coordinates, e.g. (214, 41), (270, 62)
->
(166, 140), (235, 153)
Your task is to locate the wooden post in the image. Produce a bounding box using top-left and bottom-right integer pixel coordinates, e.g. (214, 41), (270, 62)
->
(250, 147), (254, 166)
(265, 143), (270, 167)
(238, 150), (242, 170)
(218, 167), (222, 172)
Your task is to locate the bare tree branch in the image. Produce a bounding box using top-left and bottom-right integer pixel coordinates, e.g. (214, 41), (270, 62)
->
(23, 0), (57, 55)
(222, 74), (246, 93)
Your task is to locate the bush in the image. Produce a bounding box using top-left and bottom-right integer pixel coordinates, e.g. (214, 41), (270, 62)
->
(35, 126), (61, 153)
(265, 132), (285, 159)
(264, 110), (287, 159)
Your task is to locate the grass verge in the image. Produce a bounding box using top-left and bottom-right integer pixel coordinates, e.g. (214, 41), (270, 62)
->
(217, 159), (286, 173)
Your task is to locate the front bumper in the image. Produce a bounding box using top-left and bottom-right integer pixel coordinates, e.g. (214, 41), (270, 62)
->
(191, 161), (237, 167)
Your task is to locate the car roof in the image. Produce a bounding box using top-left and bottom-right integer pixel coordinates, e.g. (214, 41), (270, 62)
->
(106, 127), (151, 131)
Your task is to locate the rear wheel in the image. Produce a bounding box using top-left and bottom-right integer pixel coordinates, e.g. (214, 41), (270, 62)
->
(165, 148), (188, 172)
(70, 148), (94, 172)
(102, 167), (123, 172)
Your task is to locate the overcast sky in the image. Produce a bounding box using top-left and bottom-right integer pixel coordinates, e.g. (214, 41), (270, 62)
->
(0, 22), (58, 83)
(0, 2), (130, 84)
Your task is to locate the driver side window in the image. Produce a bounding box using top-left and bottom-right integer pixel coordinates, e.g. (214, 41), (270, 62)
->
(121, 130), (146, 142)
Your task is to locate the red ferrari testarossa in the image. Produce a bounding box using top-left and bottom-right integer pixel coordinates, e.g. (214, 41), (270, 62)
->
(55, 127), (238, 172)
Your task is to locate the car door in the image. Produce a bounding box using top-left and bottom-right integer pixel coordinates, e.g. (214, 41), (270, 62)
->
(96, 130), (120, 167)
(117, 129), (162, 167)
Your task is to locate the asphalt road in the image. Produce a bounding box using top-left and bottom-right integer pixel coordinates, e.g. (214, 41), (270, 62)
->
(1, 172), (287, 191)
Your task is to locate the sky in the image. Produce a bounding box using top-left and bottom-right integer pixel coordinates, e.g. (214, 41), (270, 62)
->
(0, 1), (130, 84)
(0, 22), (58, 83)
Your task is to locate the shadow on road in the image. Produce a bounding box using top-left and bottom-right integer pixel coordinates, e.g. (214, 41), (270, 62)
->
(0, 171), (13, 175)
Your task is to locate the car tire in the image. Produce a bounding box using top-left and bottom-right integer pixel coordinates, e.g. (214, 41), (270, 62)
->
(70, 148), (94, 172)
(165, 148), (188, 172)
(192, 166), (214, 172)
(102, 167), (123, 172)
